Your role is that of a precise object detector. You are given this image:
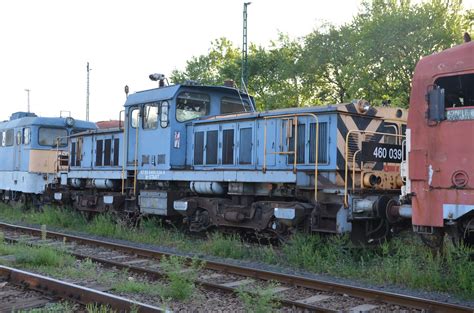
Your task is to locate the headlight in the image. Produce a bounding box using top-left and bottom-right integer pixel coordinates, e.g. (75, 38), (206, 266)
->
(65, 117), (75, 127)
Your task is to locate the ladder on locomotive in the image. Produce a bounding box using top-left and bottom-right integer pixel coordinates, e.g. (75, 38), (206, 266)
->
(121, 109), (139, 206)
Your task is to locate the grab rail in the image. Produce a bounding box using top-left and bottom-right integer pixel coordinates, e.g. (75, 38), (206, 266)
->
(343, 130), (405, 207)
(263, 113), (319, 202)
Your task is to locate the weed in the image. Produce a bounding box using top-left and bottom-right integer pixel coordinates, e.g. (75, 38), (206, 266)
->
(237, 282), (281, 313)
(14, 245), (74, 268)
(114, 278), (161, 296)
(1, 203), (472, 298)
(159, 255), (204, 301)
(85, 303), (114, 313)
(16, 301), (77, 312)
(201, 232), (248, 259)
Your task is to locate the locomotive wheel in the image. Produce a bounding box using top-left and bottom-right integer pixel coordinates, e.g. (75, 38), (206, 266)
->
(448, 216), (474, 247)
(420, 228), (445, 253)
(350, 219), (391, 245)
(16, 193), (29, 209)
(1, 191), (10, 204)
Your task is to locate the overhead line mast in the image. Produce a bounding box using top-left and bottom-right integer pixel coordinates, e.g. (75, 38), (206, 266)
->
(242, 2), (251, 88)
(86, 62), (91, 121)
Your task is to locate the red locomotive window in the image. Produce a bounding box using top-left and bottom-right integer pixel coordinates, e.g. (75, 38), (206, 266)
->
(435, 73), (474, 109)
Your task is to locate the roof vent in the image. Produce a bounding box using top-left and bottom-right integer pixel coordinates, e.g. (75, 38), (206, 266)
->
(224, 80), (236, 88)
(10, 112), (37, 121)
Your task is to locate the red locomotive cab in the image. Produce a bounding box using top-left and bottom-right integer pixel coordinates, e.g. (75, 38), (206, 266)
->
(404, 40), (474, 243)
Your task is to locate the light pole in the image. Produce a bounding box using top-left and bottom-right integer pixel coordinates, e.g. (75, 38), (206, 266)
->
(24, 89), (30, 113)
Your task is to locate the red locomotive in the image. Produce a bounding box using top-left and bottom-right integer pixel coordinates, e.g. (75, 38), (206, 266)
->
(400, 37), (474, 245)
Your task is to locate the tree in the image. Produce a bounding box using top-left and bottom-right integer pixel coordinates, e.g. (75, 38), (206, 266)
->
(170, 37), (240, 85)
(171, 0), (471, 110)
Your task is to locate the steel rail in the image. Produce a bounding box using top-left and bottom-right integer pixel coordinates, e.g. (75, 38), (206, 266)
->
(0, 265), (163, 313)
(3, 232), (334, 312)
(0, 222), (472, 313)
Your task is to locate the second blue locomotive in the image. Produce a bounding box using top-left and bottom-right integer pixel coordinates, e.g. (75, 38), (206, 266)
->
(57, 76), (407, 242)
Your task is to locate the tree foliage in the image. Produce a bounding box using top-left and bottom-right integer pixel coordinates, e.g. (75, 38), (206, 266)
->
(171, 0), (472, 109)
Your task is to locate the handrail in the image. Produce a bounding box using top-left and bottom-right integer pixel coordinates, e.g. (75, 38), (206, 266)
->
(352, 150), (361, 191)
(121, 114), (128, 195)
(343, 130), (405, 208)
(263, 113), (319, 202)
(133, 115), (140, 196)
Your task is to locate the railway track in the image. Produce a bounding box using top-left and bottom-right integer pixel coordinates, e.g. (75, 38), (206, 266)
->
(0, 221), (472, 312)
(0, 265), (162, 312)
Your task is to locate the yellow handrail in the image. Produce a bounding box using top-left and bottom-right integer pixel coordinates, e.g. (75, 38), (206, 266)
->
(343, 130), (405, 207)
(121, 114), (128, 194)
(262, 113), (319, 202)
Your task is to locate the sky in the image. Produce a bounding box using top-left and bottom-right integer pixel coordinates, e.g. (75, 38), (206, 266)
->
(0, 0), (472, 122)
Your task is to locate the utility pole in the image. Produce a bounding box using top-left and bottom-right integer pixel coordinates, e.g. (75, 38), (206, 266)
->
(24, 89), (30, 113)
(242, 2), (251, 88)
(86, 62), (91, 121)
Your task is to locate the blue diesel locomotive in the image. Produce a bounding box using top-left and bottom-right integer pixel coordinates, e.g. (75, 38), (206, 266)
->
(59, 77), (408, 242)
(0, 112), (96, 206)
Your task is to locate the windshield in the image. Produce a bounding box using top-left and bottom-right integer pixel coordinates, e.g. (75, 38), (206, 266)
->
(39, 127), (68, 147)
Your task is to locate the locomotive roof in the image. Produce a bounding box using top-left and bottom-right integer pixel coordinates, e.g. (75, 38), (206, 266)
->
(124, 84), (254, 108)
(0, 114), (97, 130)
(412, 41), (474, 85)
(193, 102), (407, 124)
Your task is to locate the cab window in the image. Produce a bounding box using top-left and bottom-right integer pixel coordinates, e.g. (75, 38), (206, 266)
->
(143, 103), (158, 129)
(130, 108), (139, 128)
(220, 97), (251, 114)
(38, 128), (67, 147)
(436, 74), (474, 108)
(176, 92), (210, 122)
(23, 128), (31, 145)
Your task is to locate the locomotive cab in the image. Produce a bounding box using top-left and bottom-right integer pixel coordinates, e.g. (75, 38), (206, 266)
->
(0, 112), (96, 205)
(403, 40), (474, 244)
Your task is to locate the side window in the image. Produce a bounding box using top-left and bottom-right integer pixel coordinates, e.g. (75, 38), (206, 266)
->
(220, 97), (251, 114)
(71, 142), (76, 167)
(288, 124), (305, 164)
(113, 138), (120, 166)
(16, 131), (22, 145)
(194, 131), (204, 165)
(76, 137), (83, 166)
(143, 103), (158, 129)
(1, 131), (5, 147)
(435, 74), (474, 109)
(38, 128), (67, 146)
(383, 123), (398, 144)
(176, 92), (210, 122)
(5, 130), (14, 146)
(104, 139), (112, 166)
(23, 128), (31, 145)
(239, 128), (252, 165)
(206, 130), (218, 165)
(96, 140), (103, 166)
(222, 129), (234, 165)
(131, 108), (139, 128)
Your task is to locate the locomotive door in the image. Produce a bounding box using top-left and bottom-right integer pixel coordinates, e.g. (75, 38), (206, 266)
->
(14, 129), (22, 171)
(139, 102), (164, 170)
(126, 106), (140, 166)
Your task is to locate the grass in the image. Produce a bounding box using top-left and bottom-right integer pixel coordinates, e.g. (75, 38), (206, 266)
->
(16, 301), (78, 312)
(159, 255), (204, 301)
(237, 282), (281, 313)
(0, 203), (472, 299)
